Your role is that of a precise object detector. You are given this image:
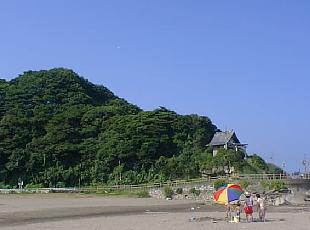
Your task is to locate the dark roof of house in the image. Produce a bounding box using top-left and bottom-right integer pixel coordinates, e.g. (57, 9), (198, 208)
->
(207, 130), (241, 146)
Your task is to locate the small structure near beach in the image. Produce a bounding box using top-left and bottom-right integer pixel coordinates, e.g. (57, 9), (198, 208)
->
(207, 130), (247, 157)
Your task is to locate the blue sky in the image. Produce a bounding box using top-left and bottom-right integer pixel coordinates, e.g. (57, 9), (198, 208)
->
(1, 0), (309, 172)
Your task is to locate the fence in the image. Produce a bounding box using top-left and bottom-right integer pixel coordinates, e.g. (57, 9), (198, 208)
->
(3, 173), (308, 194)
(78, 173), (310, 193)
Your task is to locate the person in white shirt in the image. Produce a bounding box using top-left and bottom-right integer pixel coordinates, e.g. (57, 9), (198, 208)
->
(256, 193), (266, 221)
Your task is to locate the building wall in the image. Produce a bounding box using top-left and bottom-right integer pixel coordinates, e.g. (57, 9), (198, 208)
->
(211, 144), (246, 157)
(213, 149), (218, 157)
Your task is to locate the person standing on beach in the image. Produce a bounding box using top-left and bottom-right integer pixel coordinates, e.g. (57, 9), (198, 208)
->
(234, 201), (241, 223)
(225, 202), (232, 220)
(256, 193), (266, 221)
(244, 192), (253, 222)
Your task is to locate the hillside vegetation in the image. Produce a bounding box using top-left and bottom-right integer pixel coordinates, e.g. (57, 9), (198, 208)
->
(0, 68), (273, 187)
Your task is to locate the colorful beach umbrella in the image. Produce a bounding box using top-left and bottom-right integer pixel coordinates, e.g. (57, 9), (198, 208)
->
(213, 184), (243, 204)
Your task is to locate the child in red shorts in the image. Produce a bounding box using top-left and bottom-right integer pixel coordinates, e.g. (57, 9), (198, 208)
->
(244, 192), (253, 222)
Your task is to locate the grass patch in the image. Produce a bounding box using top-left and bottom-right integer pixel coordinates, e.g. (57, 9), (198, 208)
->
(89, 188), (151, 198)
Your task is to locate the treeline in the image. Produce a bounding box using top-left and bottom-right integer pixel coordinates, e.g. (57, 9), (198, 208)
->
(0, 68), (275, 188)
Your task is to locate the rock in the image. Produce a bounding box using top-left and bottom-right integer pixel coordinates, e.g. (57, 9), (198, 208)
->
(274, 196), (285, 206)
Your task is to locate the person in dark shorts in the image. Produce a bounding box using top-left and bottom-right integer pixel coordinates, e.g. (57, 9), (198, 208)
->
(225, 202), (232, 220)
(234, 201), (241, 222)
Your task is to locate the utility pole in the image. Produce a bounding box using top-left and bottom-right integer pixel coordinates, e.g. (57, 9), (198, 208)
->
(119, 160), (122, 185)
(302, 160), (308, 176)
(282, 161), (286, 178)
(302, 160), (308, 174)
(79, 162), (82, 189)
(302, 153), (308, 176)
(43, 153), (47, 186)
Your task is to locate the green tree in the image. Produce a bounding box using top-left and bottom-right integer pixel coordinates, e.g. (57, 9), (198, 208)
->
(0, 68), (270, 187)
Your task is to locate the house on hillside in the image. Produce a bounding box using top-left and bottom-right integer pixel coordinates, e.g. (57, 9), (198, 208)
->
(207, 130), (247, 157)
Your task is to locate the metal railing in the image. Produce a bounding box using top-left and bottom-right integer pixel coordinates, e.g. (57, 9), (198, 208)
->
(79, 173), (310, 193)
(2, 173), (309, 194)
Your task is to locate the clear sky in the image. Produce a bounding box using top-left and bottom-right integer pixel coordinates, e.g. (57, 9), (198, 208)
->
(1, 0), (309, 172)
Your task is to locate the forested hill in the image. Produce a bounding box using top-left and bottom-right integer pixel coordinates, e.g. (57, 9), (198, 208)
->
(0, 68), (272, 188)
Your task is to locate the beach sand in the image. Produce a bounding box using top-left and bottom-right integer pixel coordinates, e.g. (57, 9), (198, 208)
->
(0, 194), (309, 230)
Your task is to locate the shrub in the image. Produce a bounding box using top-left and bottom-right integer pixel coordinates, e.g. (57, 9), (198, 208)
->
(25, 183), (44, 189)
(176, 187), (183, 194)
(164, 186), (174, 199)
(260, 180), (269, 189)
(0, 182), (10, 189)
(56, 182), (65, 188)
(189, 187), (201, 196)
(240, 180), (250, 190)
(270, 180), (285, 191)
(214, 179), (227, 190)
(136, 190), (151, 198)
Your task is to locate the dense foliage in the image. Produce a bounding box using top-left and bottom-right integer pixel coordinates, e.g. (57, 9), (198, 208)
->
(0, 68), (271, 187)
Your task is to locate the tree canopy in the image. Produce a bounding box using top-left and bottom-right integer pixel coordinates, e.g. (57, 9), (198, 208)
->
(0, 68), (271, 187)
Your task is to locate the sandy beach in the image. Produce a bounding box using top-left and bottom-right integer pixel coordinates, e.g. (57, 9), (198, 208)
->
(0, 194), (309, 230)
